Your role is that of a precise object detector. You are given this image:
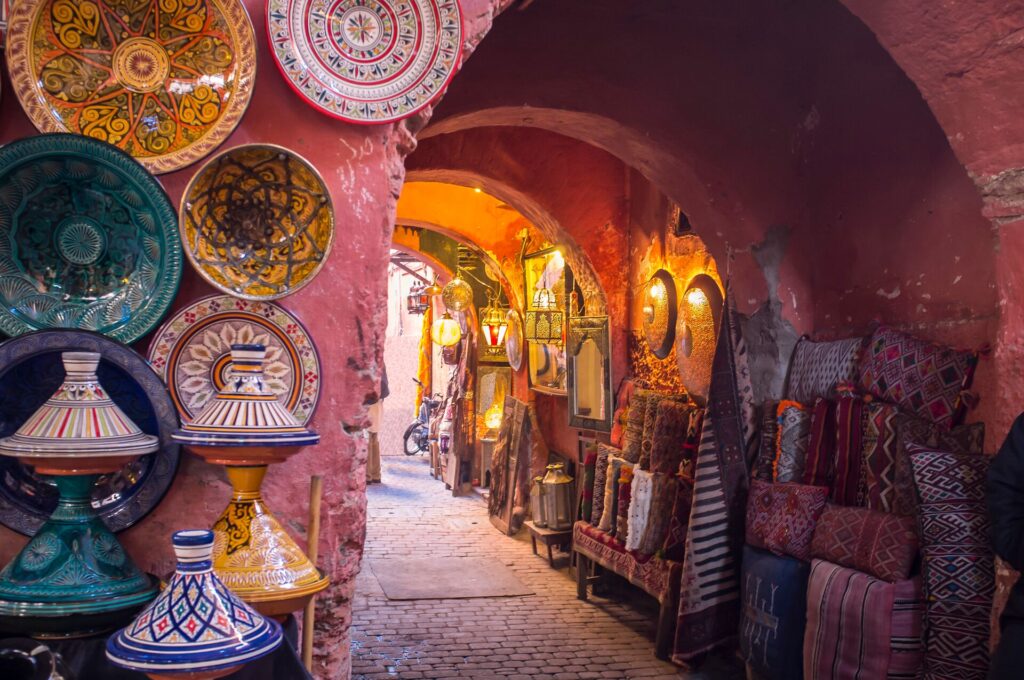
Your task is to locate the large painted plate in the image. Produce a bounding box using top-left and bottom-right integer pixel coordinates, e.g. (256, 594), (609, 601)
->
(147, 295), (322, 424)
(5, 0), (256, 174)
(180, 144), (334, 300)
(0, 134), (182, 343)
(267, 0), (463, 123)
(0, 330), (180, 535)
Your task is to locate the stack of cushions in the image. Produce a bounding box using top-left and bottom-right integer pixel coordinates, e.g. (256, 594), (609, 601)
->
(740, 327), (987, 679)
(649, 400), (692, 474)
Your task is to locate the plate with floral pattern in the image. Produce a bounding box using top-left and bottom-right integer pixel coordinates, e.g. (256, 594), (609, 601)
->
(267, 0), (463, 123)
(147, 295), (321, 424)
(6, 0), (256, 174)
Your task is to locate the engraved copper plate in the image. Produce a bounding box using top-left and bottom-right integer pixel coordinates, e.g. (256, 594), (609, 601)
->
(6, 0), (257, 174)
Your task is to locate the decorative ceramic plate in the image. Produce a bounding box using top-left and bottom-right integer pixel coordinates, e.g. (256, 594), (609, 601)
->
(0, 330), (180, 536)
(180, 145), (334, 300)
(0, 134), (182, 342)
(147, 295), (321, 424)
(5, 0), (256, 174)
(267, 0), (463, 123)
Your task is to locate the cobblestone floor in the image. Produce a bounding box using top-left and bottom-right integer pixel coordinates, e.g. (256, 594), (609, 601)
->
(350, 454), (743, 679)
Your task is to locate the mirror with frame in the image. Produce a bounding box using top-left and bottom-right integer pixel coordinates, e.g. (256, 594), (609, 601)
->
(528, 342), (566, 394)
(477, 365), (512, 435)
(567, 315), (612, 431)
(676, 274), (724, 400)
(642, 269), (677, 359)
(505, 309), (524, 371)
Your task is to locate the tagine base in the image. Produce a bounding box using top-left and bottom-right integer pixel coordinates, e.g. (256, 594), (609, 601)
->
(187, 445), (304, 467)
(143, 664), (244, 680)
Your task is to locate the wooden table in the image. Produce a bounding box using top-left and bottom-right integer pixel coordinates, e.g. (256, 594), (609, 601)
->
(524, 520), (572, 567)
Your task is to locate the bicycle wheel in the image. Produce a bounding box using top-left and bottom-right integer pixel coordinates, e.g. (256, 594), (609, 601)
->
(403, 423), (424, 455)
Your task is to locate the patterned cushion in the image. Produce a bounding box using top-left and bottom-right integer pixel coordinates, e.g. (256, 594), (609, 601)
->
(637, 472), (678, 556)
(909, 446), (993, 679)
(661, 473), (695, 562)
(613, 466), (633, 543)
(831, 394), (866, 505)
(803, 398), (836, 487)
(775, 401), (811, 483)
(621, 390), (653, 463)
(625, 469), (654, 553)
(861, 401), (902, 512)
(810, 505), (919, 582)
(746, 479), (828, 561)
(741, 545), (810, 680)
(753, 399), (780, 481)
(590, 444), (613, 524)
(609, 379), (635, 449)
(859, 327), (978, 430)
(597, 457), (625, 533)
(804, 559), (924, 680)
(580, 445), (597, 522)
(649, 401), (692, 475)
(892, 415), (984, 517)
(889, 577), (926, 679)
(787, 336), (863, 404)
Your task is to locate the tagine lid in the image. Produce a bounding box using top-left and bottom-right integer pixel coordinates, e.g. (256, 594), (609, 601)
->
(172, 345), (320, 448)
(0, 352), (159, 460)
(106, 530), (282, 674)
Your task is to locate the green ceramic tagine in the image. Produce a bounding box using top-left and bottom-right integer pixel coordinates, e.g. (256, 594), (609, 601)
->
(0, 351), (159, 637)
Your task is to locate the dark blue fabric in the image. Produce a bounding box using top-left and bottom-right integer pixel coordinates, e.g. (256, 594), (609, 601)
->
(739, 544), (809, 680)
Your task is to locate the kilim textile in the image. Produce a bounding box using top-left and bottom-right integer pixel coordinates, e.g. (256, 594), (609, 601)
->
(775, 400), (811, 483)
(622, 390), (654, 463)
(787, 336), (863, 405)
(803, 559), (924, 680)
(614, 466), (633, 544)
(597, 457), (625, 533)
(650, 400), (693, 475)
(661, 473), (695, 562)
(745, 479), (828, 562)
(810, 505), (918, 582)
(831, 395), (866, 505)
(861, 401), (901, 512)
(753, 399), (780, 481)
(580, 445), (597, 522)
(889, 576), (926, 680)
(858, 326), (978, 431)
(892, 415), (984, 517)
(625, 469), (654, 553)
(909, 446), (993, 679)
(590, 444), (612, 525)
(638, 395), (663, 470)
(573, 521), (679, 601)
(740, 545), (809, 680)
(610, 379), (635, 449)
(637, 473), (679, 556)
(672, 290), (757, 666)
(803, 398), (836, 487)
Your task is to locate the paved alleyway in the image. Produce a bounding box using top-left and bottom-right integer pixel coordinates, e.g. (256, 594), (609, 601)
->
(350, 454), (743, 680)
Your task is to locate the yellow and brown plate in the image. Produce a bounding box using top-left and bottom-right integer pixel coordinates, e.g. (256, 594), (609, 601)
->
(179, 144), (334, 300)
(6, 0), (256, 174)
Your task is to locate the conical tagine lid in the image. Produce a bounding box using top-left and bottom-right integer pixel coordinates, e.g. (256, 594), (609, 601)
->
(172, 344), (319, 448)
(0, 352), (158, 459)
(106, 530), (282, 676)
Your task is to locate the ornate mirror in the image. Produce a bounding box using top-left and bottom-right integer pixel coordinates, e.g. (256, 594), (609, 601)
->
(676, 274), (724, 400)
(505, 309), (525, 371)
(567, 316), (612, 431)
(528, 343), (567, 395)
(642, 269), (677, 359)
(477, 365), (512, 434)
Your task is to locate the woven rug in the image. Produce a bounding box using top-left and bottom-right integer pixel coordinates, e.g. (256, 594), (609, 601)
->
(672, 289), (757, 666)
(369, 557), (533, 600)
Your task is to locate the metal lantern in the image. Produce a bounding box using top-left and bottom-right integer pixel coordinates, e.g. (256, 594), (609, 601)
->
(541, 463), (574, 530)
(480, 303), (508, 348)
(441, 277), (473, 311)
(430, 311), (462, 347)
(524, 309), (564, 346)
(532, 287), (558, 310)
(406, 283), (430, 314)
(530, 476), (547, 528)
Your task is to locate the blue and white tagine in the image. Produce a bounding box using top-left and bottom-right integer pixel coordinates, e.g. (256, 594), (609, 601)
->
(106, 530), (282, 680)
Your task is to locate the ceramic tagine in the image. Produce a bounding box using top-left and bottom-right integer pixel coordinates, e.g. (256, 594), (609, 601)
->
(106, 529), (282, 680)
(0, 352), (159, 636)
(172, 344), (328, 617)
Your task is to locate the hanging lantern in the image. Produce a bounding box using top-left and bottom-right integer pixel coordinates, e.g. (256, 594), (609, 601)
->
(541, 463), (574, 530)
(524, 309), (564, 346)
(431, 311), (462, 347)
(425, 278), (443, 296)
(484, 401), (504, 430)
(532, 287), (558, 310)
(406, 283), (430, 314)
(480, 303), (508, 348)
(441, 277), (473, 311)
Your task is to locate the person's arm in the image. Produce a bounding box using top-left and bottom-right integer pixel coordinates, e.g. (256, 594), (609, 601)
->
(987, 414), (1024, 572)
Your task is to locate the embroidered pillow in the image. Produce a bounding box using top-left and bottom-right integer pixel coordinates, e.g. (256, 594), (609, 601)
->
(831, 394), (866, 505)
(637, 472), (678, 556)
(909, 446), (993, 679)
(861, 401), (902, 512)
(597, 456), (625, 533)
(753, 399), (780, 481)
(625, 469), (654, 552)
(775, 401), (811, 483)
(803, 398), (836, 487)
(746, 479), (828, 561)
(787, 336), (864, 404)
(590, 444), (613, 524)
(892, 415), (984, 517)
(649, 401), (692, 475)
(613, 465), (633, 543)
(580, 445), (597, 522)
(804, 559), (924, 680)
(858, 326), (978, 430)
(661, 473), (695, 562)
(810, 505), (919, 582)
(621, 390), (653, 463)
(741, 545), (810, 680)
(609, 379), (635, 448)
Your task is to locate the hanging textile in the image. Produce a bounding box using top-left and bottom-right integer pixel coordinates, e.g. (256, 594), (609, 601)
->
(415, 307), (431, 413)
(672, 287), (757, 666)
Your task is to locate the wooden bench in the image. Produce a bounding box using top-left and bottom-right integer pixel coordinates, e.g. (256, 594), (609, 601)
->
(525, 520), (572, 567)
(572, 521), (682, 660)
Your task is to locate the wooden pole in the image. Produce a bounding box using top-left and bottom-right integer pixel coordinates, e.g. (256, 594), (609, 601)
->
(301, 475), (324, 672)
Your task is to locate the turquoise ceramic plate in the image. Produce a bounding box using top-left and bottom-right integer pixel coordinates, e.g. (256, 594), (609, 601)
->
(0, 134), (182, 343)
